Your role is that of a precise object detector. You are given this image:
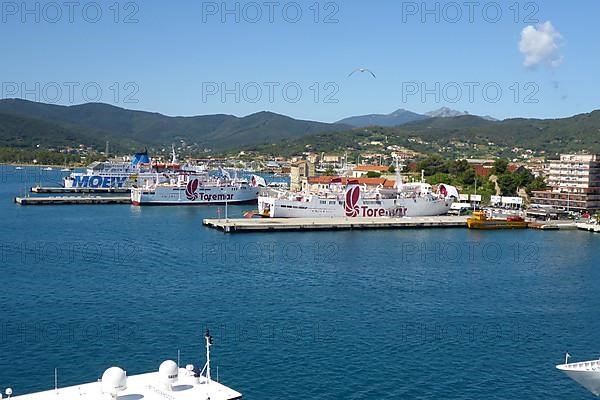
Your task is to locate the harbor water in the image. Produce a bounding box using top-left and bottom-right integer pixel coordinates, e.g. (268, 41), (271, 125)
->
(1, 165), (600, 399)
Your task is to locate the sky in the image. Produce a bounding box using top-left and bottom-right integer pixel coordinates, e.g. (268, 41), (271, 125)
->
(1, 0), (599, 122)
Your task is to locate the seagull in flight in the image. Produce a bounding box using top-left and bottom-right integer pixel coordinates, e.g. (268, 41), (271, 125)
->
(348, 68), (376, 79)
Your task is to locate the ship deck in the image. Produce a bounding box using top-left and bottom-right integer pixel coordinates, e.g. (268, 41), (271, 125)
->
(10, 368), (241, 400)
(557, 359), (600, 372)
(203, 215), (468, 233)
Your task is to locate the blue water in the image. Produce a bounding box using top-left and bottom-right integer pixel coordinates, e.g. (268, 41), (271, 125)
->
(1, 165), (600, 399)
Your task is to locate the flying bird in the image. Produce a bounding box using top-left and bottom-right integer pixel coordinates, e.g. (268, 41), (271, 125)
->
(348, 68), (376, 78)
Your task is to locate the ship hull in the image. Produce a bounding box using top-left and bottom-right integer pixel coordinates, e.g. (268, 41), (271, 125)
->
(467, 220), (528, 229)
(64, 173), (158, 189)
(132, 186), (260, 206)
(259, 196), (452, 218)
(557, 361), (600, 396)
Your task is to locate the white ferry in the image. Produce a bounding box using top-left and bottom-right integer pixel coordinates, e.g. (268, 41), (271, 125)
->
(3, 330), (242, 400)
(64, 151), (159, 189)
(63, 149), (194, 189)
(557, 354), (600, 396)
(258, 176), (458, 218)
(131, 171), (265, 206)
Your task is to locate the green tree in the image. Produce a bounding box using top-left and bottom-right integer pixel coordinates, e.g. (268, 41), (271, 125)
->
(461, 167), (476, 185)
(366, 171), (382, 178)
(497, 174), (518, 196)
(525, 175), (548, 195)
(416, 155), (448, 176)
(492, 159), (509, 175)
(449, 159), (470, 176)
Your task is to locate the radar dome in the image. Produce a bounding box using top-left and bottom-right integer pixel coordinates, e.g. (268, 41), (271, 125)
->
(159, 360), (179, 384)
(101, 367), (127, 397)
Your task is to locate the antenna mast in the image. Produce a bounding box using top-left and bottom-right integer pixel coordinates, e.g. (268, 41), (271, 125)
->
(200, 329), (213, 383)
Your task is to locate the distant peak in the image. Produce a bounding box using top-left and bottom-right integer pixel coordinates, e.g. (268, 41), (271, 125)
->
(390, 108), (411, 115)
(425, 107), (470, 118)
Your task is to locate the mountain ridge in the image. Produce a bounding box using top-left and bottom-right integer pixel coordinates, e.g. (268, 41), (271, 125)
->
(0, 99), (349, 151)
(1, 99), (598, 156)
(337, 106), (499, 128)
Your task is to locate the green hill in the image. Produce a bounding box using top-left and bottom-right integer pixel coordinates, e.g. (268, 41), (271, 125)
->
(246, 112), (600, 157)
(2, 99), (600, 158)
(0, 99), (349, 152)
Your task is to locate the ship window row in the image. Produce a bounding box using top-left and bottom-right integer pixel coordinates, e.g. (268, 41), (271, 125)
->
(280, 205), (308, 209)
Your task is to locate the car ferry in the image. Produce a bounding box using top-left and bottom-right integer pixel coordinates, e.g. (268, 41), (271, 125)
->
(131, 172), (265, 206)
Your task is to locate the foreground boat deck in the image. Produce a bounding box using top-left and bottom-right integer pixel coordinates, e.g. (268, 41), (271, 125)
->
(203, 216), (469, 233)
(11, 368), (242, 400)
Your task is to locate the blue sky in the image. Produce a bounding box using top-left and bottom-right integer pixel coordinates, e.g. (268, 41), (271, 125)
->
(1, 0), (599, 122)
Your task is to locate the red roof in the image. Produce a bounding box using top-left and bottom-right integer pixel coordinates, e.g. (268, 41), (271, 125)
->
(353, 165), (390, 172)
(472, 164), (493, 177)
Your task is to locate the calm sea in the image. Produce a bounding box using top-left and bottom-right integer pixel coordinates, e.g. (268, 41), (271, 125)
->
(1, 165), (599, 399)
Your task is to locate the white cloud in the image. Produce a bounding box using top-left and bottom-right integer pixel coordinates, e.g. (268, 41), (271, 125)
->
(519, 21), (564, 68)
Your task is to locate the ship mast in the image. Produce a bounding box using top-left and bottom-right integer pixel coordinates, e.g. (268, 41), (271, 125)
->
(200, 329), (213, 383)
(394, 157), (404, 193)
(171, 145), (178, 165)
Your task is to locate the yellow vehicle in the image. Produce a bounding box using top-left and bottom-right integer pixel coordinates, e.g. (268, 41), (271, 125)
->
(467, 211), (528, 230)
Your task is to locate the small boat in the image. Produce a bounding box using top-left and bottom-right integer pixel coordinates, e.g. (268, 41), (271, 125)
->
(467, 211), (528, 229)
(557, 354), (600, 396)
(60, 167), (72, 172)
(42, 167), (53, 171)
(15, 166), (23, 170)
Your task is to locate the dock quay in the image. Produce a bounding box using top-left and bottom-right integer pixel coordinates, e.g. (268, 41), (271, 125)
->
(15, 196), (131, 205)
(31, 186), (130, 194)
(577, 222), (600, 233)
(528, 221), (578, 230)
(203, 215), (469, 233)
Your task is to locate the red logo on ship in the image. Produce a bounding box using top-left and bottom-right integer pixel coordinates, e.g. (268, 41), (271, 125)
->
(345, 185), (360, 217)
(439, 184), (448, 197)
(186, 179), (200, 201)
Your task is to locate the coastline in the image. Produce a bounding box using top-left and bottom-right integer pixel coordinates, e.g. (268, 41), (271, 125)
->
(0, 162), (79, 168)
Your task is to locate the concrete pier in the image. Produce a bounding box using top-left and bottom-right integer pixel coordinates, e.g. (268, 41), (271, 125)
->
(15, 196), (131, 205)
(31, 186), (130, 194)
(528, 221), (578, 230)
(203, 216), (468, 233)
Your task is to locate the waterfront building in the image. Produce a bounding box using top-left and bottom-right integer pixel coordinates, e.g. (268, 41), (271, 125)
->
(531, 154), (600, 212)
(290, 160), (314, 191)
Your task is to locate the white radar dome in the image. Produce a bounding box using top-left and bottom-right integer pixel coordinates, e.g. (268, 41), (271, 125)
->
(101, 367), (127, 397)
(159, 360), (179, 388)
